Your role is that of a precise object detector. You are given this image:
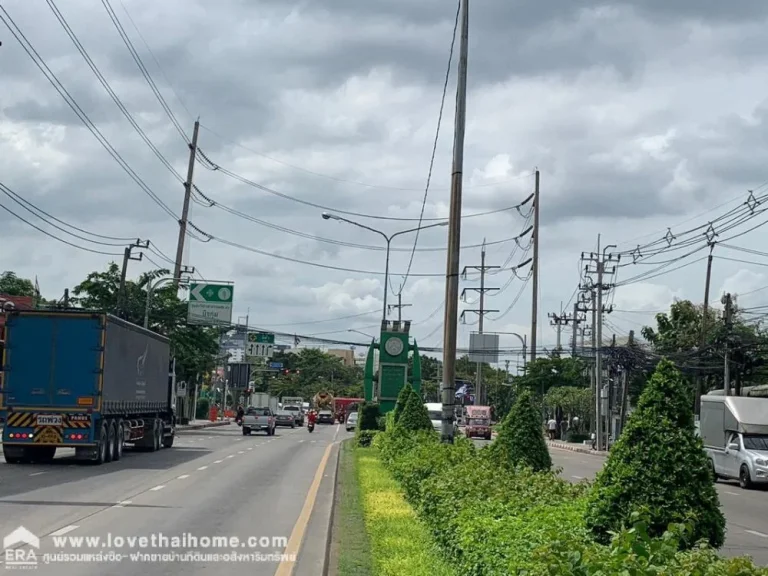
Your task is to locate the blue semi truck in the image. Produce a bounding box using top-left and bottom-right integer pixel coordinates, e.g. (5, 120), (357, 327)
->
(1, 310), (176, 464)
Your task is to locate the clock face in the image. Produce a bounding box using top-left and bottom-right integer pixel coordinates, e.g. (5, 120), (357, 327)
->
(384, 337), (404, 356)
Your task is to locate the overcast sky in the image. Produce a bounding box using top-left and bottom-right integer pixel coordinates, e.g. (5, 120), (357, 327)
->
(2, 0), (768, 366)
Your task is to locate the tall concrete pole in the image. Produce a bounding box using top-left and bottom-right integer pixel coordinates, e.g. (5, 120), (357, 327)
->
(530, 170), (540, 363)
(173, 120), (200, 289)
(441, 0), (469, 444)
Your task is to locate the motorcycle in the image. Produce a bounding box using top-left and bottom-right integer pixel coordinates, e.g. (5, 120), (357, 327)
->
(307, 421), (315, 433)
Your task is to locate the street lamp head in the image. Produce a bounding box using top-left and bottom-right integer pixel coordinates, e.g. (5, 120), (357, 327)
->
(321, 212), (330, 220)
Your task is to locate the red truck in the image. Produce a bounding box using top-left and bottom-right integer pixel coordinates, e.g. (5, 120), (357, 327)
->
(334, 397), (363, 423)
(465, 406), (492, 440)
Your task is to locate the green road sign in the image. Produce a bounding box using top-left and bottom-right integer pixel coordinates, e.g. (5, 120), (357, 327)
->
(187, 283), (234, 326)
(248, 332), (275, 344)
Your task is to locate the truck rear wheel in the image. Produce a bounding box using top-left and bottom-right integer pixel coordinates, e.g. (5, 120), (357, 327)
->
(93, 424), (108, 465)
(113, 420), (124, 461)
(3, 445), (24, 464)
(153, 419), (162, 451)
(105, 423), (116, 463)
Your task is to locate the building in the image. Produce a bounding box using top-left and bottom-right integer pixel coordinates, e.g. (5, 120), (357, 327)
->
(0, 295), (34, 332)
(327, 348), (355, 367)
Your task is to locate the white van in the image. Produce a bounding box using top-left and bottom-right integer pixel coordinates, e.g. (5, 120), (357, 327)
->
(425, 403), (443, 433)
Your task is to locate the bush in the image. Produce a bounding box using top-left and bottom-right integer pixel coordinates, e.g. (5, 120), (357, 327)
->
(392, 383), (414, 424)
(355, 430), (379, 448)
(370, 424), (764, 575)
(358, 402), (381, 431)
(565, 430), (590, 444)
(585, 359), (726, 549)
(486, 387), (551, 472)
(195, 398), (210, 420)
(398, 391), (434, 433)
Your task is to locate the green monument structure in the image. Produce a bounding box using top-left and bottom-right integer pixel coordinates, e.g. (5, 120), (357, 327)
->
(363, 320), (422, 413)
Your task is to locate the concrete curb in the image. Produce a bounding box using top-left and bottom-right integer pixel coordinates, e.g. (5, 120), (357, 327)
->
(177, 420), (231, 431)
(323, 441), (342, 576)
(295, 440), (341, 576)
(547, 440), (607, 457)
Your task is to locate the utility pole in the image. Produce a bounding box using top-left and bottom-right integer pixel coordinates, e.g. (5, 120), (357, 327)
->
(530, 169), (540, 363)
(581, 238), (618, 451)
(723, 292), (733, 396)
(548, 311), (568, 352)
(388, 292), (412, 322)
(173, 120), (200, 289)
(440, 0), (469, 443)
(619, 330), (634, 433)
(460, 241), (499, 406)
(118, 239), (149, 317)
(695, 243), (715, 414)
(571, 303), (583, 356)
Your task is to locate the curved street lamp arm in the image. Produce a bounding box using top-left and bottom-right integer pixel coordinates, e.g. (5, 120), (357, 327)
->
(326, 214), (389, 243)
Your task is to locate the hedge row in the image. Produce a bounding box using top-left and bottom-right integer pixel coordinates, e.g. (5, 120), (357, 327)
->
(375, 430), (764, 575)
(372, 361), (767, 575)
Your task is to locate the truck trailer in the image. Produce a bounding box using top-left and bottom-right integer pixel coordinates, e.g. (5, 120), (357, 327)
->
(1, 310), (176, 465)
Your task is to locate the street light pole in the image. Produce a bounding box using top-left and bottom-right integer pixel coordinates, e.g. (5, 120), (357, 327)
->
(321, 212), (448, 322)
(144, 274), (192, 329)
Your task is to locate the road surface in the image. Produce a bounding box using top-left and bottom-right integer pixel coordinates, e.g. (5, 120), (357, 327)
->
(548, 447), (768, 565)
(0, 422), (341, 574)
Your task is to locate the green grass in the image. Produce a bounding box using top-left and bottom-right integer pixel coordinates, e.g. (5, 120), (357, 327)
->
(334, 441), (374, 576)
(356, 447), (457, 576)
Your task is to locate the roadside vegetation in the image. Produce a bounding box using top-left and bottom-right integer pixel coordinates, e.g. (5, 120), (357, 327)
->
(365, 361), (768, 575)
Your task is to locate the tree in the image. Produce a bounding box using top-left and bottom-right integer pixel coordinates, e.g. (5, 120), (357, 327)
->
(544, 386), (592, 431)
(642, 299), (768, 397)
(512, 356), (588, 397)
(393, 383), (413, 423)
(585, 359), (725, 548)
(0, 271), (35, 297)
(486, 388), (551, 472)
(398, 389), (434, 433)
(265, 348), (363, 399)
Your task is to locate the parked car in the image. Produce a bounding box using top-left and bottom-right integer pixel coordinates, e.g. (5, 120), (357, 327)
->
(318, 409), (334, 424)
(275, 410), (297, 428)
(241, 406), (276, 436)
(282, 405), (304, 426)
(345, 411), (359, 432)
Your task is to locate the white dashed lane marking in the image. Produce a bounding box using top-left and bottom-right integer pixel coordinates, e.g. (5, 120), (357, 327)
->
(50, 525), (79, 537)
(150, 485), (165, 491)
(746, 530), (768, 539)
(197, 466), (208, 471)
(177, 474), (190, 480)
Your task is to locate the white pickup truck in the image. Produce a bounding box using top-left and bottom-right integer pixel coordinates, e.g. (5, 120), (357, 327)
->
(242, 406), (276, 436)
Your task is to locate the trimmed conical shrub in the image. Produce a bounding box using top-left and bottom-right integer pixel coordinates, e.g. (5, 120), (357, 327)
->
(398, 389), (434, 433)
(487, 388), (551, 472)
(585, 359), (725, 548)
(393, 383), (414, 424)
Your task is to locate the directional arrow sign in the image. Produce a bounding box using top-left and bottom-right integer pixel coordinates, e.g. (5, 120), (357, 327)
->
(187, 283), (234, 326)
(248, 332), (275, 344)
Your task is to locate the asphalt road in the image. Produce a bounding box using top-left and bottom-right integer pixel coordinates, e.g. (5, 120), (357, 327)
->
(0, 422), (341, 574)
(548, 448), (768, 565)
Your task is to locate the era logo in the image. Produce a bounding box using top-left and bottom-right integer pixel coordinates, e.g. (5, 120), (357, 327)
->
(4, 526), (39, 568)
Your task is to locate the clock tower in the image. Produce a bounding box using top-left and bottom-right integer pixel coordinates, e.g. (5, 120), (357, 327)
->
(362, 320), (422, 413)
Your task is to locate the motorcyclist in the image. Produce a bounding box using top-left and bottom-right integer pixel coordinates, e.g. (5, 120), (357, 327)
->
(307, 409), (317, 427)
(236, 405), (244, 424)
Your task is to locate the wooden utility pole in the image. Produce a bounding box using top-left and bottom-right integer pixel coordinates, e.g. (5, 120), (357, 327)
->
(440, 0), (469, 443)
(530, 170), (540, 363)
(173, 120), (200, 289)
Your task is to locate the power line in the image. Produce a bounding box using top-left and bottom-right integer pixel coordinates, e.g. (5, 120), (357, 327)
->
(399, 0), (461, 294)
(44, 0), (185, 184)
(0, 201), (124, 256)
(100, 0), (189, 143)
(198, 124), (536, 193)
(0, 6), (178, 220)
(196, 147), (534, 222)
